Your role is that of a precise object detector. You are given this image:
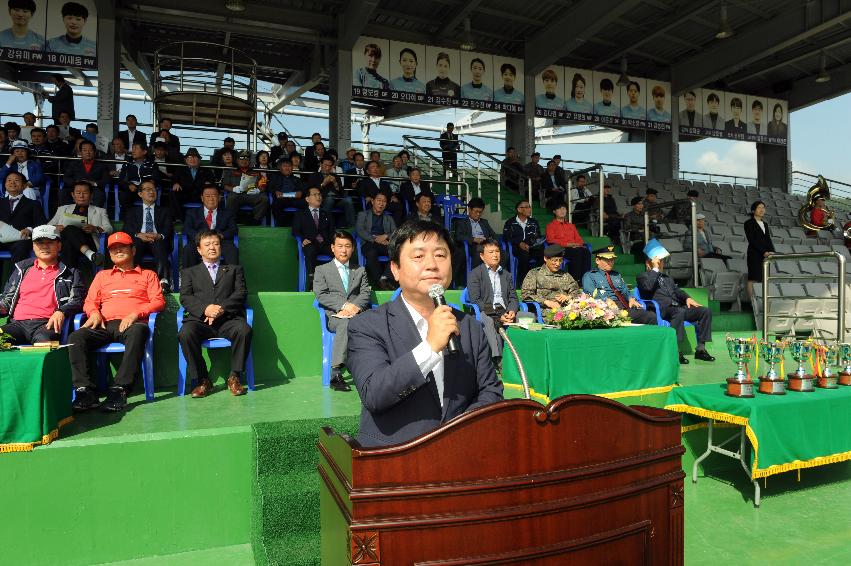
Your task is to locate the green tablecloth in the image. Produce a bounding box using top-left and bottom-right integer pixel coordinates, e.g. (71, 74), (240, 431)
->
(501, 325), (679, 402)
(1, 348), (73, 452)
(665, 383), (851, 478)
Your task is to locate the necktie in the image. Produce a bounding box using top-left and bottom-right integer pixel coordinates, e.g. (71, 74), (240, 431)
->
(208, 263), (217, 282)
(341, 265), (349, 293)
(144, 207), (154, 233)
(205, 209), (213, 228)
(312, 209), (324, 243)
(9, 197), (19, 212)
(605, 272), (629, 309)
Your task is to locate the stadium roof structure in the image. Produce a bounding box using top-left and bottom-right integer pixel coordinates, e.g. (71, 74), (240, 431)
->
(105, 0), (851, 114)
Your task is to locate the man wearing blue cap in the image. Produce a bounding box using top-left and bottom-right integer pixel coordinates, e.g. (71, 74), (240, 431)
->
(636, 244), (714, 364)
(582, 247), (656, 325)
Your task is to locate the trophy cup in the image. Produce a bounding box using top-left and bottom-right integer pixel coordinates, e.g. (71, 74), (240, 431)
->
(725, 335), (755, 398)
(787, 340), (816, 392)
(837, 343), (851, 386)
(816, 343), (840, 389)
(757, 339), (788, 395)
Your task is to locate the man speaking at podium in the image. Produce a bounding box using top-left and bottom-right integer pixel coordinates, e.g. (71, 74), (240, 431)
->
(347, 221), (503, 447)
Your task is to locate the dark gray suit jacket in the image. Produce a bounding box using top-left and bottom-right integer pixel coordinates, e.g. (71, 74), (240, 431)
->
(347, 296), (504, 447)
(451, 216), (496, 245)
(466, 263), (519, 312)
(313, 260), (372, 318)
(179, 262), (247, 323)
(355, 210), (396, 242)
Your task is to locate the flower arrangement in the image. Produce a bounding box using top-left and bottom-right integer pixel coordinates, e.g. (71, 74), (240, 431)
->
(544, 293), (630, 330)
(0, 328), (13, 351)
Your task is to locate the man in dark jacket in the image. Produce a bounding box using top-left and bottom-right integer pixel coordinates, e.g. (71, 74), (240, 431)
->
(502, 199), (543, 286)
(1, 171), (46, 263)
(0, 225), (84, 344)
(183, 184), (238, 268)
(46, 74), (75, 121)
(291, 187), (334, 287)
(170, 148), (213, 221)
(61, 140), (111, 206)
(118, 141), (159, 219)
(269, 157), (307, 226)
(123, 180), (174, 290)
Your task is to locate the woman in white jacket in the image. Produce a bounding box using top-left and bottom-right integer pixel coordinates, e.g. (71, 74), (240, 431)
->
(48, 180), (113, 268)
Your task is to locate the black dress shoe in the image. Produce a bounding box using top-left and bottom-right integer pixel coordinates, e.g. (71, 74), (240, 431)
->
(330, 375), (352, 392)
(679, 354), (689, 365)
(72, 387), (100, 412)
(102, 386), (128, 412)
(695, 350), (716, 362)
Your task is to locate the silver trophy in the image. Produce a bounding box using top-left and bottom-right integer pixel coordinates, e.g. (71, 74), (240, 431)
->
(838, 343), (851, 386)
(817, 343), (840, 389)
(758, 339), (787, 395)
(725, 334), (755, 398)
(787, 340), (815, 392)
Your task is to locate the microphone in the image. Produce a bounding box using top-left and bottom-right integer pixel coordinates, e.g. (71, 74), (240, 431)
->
(428, 283), (459, 355)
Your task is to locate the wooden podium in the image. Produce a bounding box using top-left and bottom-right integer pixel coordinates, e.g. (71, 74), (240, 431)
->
(319, 396), (685, 565)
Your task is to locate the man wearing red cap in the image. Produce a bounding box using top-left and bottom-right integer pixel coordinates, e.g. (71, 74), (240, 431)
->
(69, 232), (165, 412)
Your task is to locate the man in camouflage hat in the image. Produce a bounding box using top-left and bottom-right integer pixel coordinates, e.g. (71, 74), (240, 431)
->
(582, 246), (657, 324)
(520, 244), (580, 310)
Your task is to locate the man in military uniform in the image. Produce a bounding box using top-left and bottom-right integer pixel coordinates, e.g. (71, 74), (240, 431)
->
(581, 247), (657, 325)
(520, 245), (580, 310)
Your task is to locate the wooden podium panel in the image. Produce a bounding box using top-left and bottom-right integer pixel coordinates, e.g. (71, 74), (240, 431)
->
(319, 396), (685, 565)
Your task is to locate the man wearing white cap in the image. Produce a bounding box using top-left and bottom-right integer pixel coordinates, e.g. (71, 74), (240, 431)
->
(636, 241), (715, 365)
(689, 213), (731, 261)
(0, 225), (84, 344)
(0, 139), (45, 199)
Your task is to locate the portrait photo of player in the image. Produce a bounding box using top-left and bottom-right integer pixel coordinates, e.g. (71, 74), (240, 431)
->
(747, 96), (766, 136)
(352, 38), (391, 91)
(535, 67), (564, 110)
(564, 69), (593, 114)
(46, 0), (96, 57)
(620, 79), (646, 120)
(766, 99), (788, 138)
(724, 93), (747, 134)
(425, 47), (461, 98)
(703, 91), (724, 130)
(647, 83), (671, 122)
(492, 58), (525, 106)
(592, 72), (620, 117)
(460, 52), (493, 101)
(389, 43), (426, 94)
(0, 0), (45, 51)
(678, 90), (703, 128)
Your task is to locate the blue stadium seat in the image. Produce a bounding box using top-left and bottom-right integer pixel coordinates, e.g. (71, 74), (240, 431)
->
(459, 288), (481, 320)
(175, 306), (255, 396)
(632, 286), (695, 337)
(72, 312), (158, 401)
(313, 298), (336, 387)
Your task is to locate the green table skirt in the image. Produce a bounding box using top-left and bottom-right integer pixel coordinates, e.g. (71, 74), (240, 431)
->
(665, 382), (851, 478)
(501, 325), (680, 402)
(1, 348), (73, 452)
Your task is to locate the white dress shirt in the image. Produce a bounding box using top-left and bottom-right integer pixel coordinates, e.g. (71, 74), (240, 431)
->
(401, 293), (445, 407)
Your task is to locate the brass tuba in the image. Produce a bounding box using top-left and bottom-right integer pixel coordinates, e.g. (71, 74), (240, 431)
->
(798, 175), (835, 232)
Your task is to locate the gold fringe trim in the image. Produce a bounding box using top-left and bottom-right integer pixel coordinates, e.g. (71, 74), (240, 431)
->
(750, 450), (851, 479)
(680, 421), (739, 434)
(597, 384), (677, 399)
(0, 415), (74, 453)
(503, 382), (550, 404)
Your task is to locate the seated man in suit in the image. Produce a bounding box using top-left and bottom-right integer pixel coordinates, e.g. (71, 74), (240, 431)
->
(309, 156), (354, 228)
(347, 220), (503, 447)
(313, 230), (372, 392)
(178, 229), (251, 398)
(355, 191), (397, 290)
(1, 140), (46, 199)
(61, 140), (111, 206)
(1, 171), (46, 264)
(183, 183), (238, 268)
(169, 147), (213, 221)
(269, 157), (307, 227)
(118, 114), (146, 150)
(582, 246), (657, 325)
(359, 160), (402, 225)
(451, 197), (497, 286)
(48, 180), (112, 269)
(123, 180), (174, 291)
(118, 141), (159, 220)
(405, 192), (441, 224)
(0, 225), (84, 345)
(521, 245), (580, 310)
(539, 160), (566, 203)
(466, 238), (519, 369)
(221, 150), (269, 225)
(636, 249), (715, 365)
(398, 167), (431, 216)
(69, 232), (165, 413)
(502, 199), (544, 286)
(292, 186), (334, 288)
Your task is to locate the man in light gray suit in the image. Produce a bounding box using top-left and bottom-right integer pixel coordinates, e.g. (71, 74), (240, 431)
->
(355, 192), (397, 289)
(313, 230), (372, 391)
(466, 238), (519, 370)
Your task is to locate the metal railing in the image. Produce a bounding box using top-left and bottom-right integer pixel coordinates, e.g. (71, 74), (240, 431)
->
(643, 199), (699, 286)
(791, 171), (851, 212)
(564, 164), (605, 238)
(762, 251), (846, 341)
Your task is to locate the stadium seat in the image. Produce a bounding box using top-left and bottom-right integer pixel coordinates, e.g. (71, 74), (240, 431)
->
(312, 298), (336, 388)
(459, 288), (481, 321)
(72, 312), (158, 402)
(175, 307), (255, 396)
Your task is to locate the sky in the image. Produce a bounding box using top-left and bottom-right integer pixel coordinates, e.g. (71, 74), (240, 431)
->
(2, 84), (849, 187)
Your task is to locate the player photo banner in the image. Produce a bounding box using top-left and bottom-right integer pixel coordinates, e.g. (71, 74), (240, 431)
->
(351, 36), (525, 114)
(0, 0), (97, 68)
(678, 89), (787, 146)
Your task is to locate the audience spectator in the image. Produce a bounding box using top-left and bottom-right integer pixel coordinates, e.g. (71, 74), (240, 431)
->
(0, 128), (7, 154)
(384, 154), (408, 193)
(466, 238), (519, 368)
(406, 192), (441, 223)
(368, 150), (386, 176)
(622, 196), (647, 257)
(637, 255), (715, 365)
(215, 150), (235, 186)
(69, 232), (165, 412)
(0, 225), (84, 345)
(183, 184), (238, 268)
(644, 188), (662, 222)
(338, 147), (356, 174)
(292, 187), (335, 288)
(148, 118), (180, 154)
(569, 173), (593, 227)
(153, 132), (181, 164)
(502, 199), (543, 286)
(398, 150), (413, 174)
(1, 140), (45, 198)
(313, 229), (371, 392)
(439, 122), (459, 173)
(500, 147), (524, 193)
(118, 141), (158, 218)
(123, 180), (174, 291)
(55, 110), (79, 142)
(107, 136), (129, 180)
(61, 139), (110, 205)
(344, 151), (367, 193)
(525, 152), (544, 197)
(222, 150), (269, 225)
(807, 196), (831, 237)
(303, 141), (326, 173)
(304, 133), (322, 164)
(451, 197), (496, 283)
(255, 150), (271, 178)
(48, 180), (111, 269)
(269, 132), (290, 165)
(118, 114), (146, 150)
(170, 148), (214, 221)
(1, 171), (46, 263)
(178, 229), (251, 398)
(667, 189), (700, 224)
(688, 214), (731, 261)
(211, 137), (237, 167)
(520, 244), (580, 310)
(289, 152), (304, 177)
(398, 167), (431, 215)
(356, 192), (396, 289)
(18, 112), (36, 142)
(744, 200), (774, 301)
(46, 74), (75, 121)
(545, 202), (592, 282)
(269, 157), (307, 226)
(582, 247), (657, 325)
(540, 160), (565, 203)
(3, 122), (19, 143)
(28, 128), (57, 176)
(308, 156), (353, 227)
(45, 124), (70, 156)
(593, 183), (622, 244)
